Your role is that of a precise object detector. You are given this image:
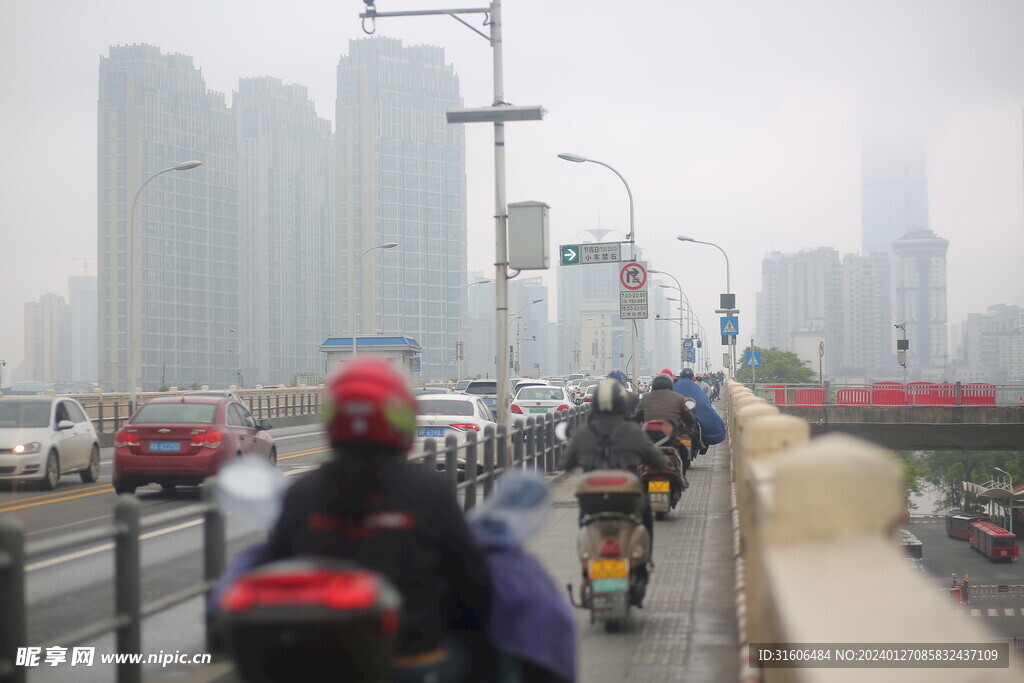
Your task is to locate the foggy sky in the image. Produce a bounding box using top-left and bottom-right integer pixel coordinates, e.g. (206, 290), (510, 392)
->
(2, 0), (1023, 374)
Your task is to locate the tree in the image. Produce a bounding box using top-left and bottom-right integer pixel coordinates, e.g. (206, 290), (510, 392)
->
(734, 346), (815, 384)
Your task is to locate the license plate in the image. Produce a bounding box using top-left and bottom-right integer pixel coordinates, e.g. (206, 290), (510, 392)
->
(149, 441), (181, 452)
(529, 407), (548, 413)
(484, 398), (496, 405)
(589, 558), (628, 580)
(417, 428), (445, 438)
(680, 438), (692, 447)
(649, 492), (670, 510)
(648, 480), (670, 492)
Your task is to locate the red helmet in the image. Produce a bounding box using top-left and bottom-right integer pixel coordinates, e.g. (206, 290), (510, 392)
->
(660, 368), (675, 377)
(324, 358), (416, 451)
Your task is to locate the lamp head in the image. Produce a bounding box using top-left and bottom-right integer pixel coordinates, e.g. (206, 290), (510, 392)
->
(677, 235), (695, 243)
(380, 242), (399, 249)
(532, 298), (543, 304)
(557, 152), (587, 163)
(894, 321), (906, 330)
(174, 160), (203, 171)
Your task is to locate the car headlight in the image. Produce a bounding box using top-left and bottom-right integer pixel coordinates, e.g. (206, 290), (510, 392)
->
(13, 442), (42, 455)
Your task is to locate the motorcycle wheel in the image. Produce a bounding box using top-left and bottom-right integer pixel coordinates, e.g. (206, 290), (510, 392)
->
(655, 511), (667, 521)
(603, 619), (622, 633)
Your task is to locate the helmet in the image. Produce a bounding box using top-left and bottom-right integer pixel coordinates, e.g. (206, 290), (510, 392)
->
(660, 368), (675, 377)
(607, 369), (627, 384)
(593, 379), (629, 415)
(650, 374), (674, 391)
(324, 358), (416, 451)
(680, 367), (695, 379)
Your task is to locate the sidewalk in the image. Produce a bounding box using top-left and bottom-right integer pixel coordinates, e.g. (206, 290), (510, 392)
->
(529, 439), (738, 682)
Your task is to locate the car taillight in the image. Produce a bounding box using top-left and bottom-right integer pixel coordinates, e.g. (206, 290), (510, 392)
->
(598, 538), (621, 557)
(510, 405), (523, 414)
(115, 429), (138, 448)
(582, 396), (591, 402)
(556, 404), (569, 411)
(191, 431), (223, 448)
(449, 424), (480, 431)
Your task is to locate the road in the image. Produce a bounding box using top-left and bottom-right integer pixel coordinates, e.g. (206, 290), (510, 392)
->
(0, 423), (329, 683)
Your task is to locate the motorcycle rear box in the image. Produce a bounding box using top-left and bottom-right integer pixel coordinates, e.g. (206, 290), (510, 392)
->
(576, 470), (644, 517)
(219, 558), (402, 683)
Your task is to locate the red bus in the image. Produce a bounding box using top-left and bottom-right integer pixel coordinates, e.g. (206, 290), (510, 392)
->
(945, 512), (991, 541)
(969, 521), (1019, 562)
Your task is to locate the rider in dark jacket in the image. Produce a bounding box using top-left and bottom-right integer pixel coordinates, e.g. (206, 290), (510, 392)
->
(633, 373), (697, 433)
(258, 358), (491, 682)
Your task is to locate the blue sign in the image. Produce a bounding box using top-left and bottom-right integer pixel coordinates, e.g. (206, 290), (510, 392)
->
(745, 351), (762, 367)
(686, 348), (696, 363)
(410, 357), (421, 372)
(682, 338), (694, 350)
(720, 316), (739, 336)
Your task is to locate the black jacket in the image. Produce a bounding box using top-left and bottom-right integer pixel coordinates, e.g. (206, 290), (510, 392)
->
(258, 457), (491, 656)
(559, 412), (669, 472)
(633, 389), (697, 432)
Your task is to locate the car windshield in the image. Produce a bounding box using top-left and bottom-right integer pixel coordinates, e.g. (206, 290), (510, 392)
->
(456, 380), (471, 391)
(0, 401), (51, 428)
(417, 399), (474, 416)
(464, 382), (497, 395)
(517, 387), (564, 401)
(133, 403), (217, 424)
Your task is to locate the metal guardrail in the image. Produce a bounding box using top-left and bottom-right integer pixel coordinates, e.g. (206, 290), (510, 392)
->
(750, 381), (1024, 407)
(0, 405), (588, 682)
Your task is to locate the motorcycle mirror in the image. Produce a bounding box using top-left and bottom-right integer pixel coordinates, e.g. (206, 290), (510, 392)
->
(217, 455), (288, 531)
(554, 421), (573, 443)
(684, 399), (697, 410)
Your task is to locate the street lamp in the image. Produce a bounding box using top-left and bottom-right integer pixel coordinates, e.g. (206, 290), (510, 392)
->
(677, 235), (734, 376)
(350, 242), (399, 358)
(127, 160), (202, 410)
(228, 328), (242, 388)
(995, 467), (1015, 536)
(459, 279), (492, 380)
(511, 299), (543, 375)
(559, 152), (638, 385)
(664, 296), (686, 370)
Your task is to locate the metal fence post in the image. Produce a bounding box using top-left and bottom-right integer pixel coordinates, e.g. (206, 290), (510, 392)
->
(543, 414), (554, 473)
(496, 424), (508, 473)
(524, 417), (536, 470)
(464, 431), (479, 512)
(423, 439), (437, 471)
(97, 400), (105, 435)
(200, 481), (225, 653)
(482, 426), (496, 498)
(444, 435), (459, 490)
(0, 521), (26, 683)
(114, 400), (122, 431)
(114, 496), (142, 683)
(512, 420), (524, 468)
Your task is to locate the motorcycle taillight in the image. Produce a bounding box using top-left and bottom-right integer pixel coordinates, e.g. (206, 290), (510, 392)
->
(598, 538), (621, 557)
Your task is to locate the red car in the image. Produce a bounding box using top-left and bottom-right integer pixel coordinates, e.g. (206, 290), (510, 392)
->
(113, 394), (276, 495)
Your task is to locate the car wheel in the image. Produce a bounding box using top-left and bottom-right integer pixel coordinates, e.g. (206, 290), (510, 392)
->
(268, 447), (278, 467)
(39, 451), (60, 491)
(80, 444), (101, 483)
(113, 479), (136, 496)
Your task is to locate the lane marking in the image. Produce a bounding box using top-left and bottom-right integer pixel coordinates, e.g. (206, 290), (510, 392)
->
(971, 609), (982, 617)
(988, 609), (999, 617)
(0, 487), (115, 514)
(27, 518), (204, 572)
(1006, 608), (1015, 617)
(0, 484), (111, 509)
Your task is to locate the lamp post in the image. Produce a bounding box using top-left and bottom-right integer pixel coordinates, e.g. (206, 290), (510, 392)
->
(350, 242), (398, 359)
(510, 298), (543, 375)
(460, 279), (491, 380)
(995, 467), (1015, 536)
(228, 328), (242, 388)
(559, 153), (638, 386)
(127, 160), (202, 411)
(677, 235), (734, 376)
(664, 297), (686, 370)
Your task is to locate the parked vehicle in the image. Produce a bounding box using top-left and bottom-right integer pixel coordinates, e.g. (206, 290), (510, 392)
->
(411, 394), (497, 474)
(899, 529), (924, 570)
(639, 420), (686, 519)
(945, 512), (991, 541)
(455, 379), (472, 392)
(113, 394), (275, 495)
(0, 396), (101, 490)
(511, 386), (574, 416)
(462, 379), (509, 410)
(566, 470), (652, 632)
(969, 521), (1018, 562)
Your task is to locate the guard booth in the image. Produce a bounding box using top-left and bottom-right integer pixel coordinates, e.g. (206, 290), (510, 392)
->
(319, 336), (423, 380)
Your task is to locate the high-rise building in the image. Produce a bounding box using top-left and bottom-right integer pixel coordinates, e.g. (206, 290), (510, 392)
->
(956, 304), (1024, 382)
(98, 45), (239, 392)
(831, 252), (892, 380)
(336, 37), (466, 380)
(892, 229), (949, 380)
(235, 77), (335, 386)
(464, 271), (495, 379)
(24, 293), (71, 384)
(509, 277), (548, 378)
(68, 276), (98, 384)
(861, 135), (930, 258)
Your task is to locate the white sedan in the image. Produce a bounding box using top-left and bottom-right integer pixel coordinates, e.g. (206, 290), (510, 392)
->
(411, 394), (497, 463)
(0, 396), (101, 490)
(511, 385), (574, 416)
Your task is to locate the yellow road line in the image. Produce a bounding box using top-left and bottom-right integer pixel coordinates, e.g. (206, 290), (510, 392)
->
(0, 484), (110, 507)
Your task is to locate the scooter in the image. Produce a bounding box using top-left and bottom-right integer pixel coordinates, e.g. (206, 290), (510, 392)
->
(639, 420), (687, 519)
(566, 469), (652, 632)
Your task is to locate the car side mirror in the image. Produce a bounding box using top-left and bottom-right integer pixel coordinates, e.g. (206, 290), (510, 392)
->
(258, 419), (273, 431)
(56, 420), (74, 431)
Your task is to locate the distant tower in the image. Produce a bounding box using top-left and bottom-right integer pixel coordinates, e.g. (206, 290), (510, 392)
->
(68, 275), (98, 383)
(24, 293), (72, 384)
(892, 229), (949, 379)
(861, 135), (930, 258)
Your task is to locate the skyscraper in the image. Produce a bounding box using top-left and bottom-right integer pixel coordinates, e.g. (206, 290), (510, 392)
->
(235, 77), (335, 386)
(68, 275), (98, 384)
(98, 45), (239, 392)
(861, 135), (930, 258)
(756, 248), (838, 360)
(336, 37), (467, 380)
(892, 229), (949, 379)
(832, 252), (892, 380)
(24, 293), (71, 384)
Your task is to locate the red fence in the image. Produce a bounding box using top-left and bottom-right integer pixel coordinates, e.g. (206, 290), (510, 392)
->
(755, 382), (1001, 406)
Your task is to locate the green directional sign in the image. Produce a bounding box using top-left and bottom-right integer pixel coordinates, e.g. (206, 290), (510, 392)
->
(560, 244), (581, 266)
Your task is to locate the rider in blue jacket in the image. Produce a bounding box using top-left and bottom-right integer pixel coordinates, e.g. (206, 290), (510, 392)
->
(673, 368), (725, 445)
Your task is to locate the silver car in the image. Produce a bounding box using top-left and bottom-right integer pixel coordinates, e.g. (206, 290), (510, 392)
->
(411, 394), (497, 458)
(0, 396), (101, 489)
(511, 385), (574, 416)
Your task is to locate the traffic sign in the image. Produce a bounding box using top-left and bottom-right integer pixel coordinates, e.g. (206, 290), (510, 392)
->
(720, 316), (739, 336)
(745, 351), (762, 367)
(619, 261), (648, 291)
(686, 348), (696, 363)
(581, 243), (622, 263)
(560, 244), (580, 266)
(619, 290), (649, 319)
(682, 338), (694, 350)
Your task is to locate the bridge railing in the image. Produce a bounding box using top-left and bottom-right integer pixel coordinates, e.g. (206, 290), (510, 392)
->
(0, 407), (585, 682)
(752, 381), (1024, 407)
(727, 381), (1021, 682)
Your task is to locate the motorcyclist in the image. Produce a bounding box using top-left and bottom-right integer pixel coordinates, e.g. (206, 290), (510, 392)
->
(607, 369), (639, 414)
(673, 367), (725, 446)
(632, 372), (696, 487)
(257, 358), (491, 682)
(560, 378), (668, 545)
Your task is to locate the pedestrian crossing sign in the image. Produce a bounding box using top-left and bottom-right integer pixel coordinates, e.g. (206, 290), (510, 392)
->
(720, 316), (739, 336)
(745, 351), (762, 367)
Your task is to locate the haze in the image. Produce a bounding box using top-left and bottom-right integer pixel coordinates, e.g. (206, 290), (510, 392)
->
(2, 0), (1023, 373)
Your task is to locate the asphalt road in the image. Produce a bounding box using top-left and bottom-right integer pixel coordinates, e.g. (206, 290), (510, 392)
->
(0, 423), (330, 683)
